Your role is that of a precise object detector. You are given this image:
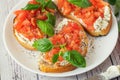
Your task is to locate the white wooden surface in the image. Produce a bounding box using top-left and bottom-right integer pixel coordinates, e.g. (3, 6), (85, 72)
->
(0, 0), (120, 80)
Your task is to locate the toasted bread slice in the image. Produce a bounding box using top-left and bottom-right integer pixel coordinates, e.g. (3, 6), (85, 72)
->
(38, 18), (88, 73)
(54, 0), (112, 36)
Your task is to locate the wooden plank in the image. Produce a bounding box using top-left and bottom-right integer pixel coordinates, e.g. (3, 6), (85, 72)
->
(1, 53), (37, 80)
(0, 0), (37, 80)
(37, 75), (77, 80)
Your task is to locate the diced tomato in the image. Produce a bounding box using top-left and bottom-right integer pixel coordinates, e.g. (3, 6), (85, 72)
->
(22, 19), (31, 26)
(31, 18), (36, 27)
(66, 45), (72, 50)
(63, 1), (72, 15)
(58, 0), (64, 8)
(94, 11), (101, 18)
(58, 56), (64, 61)
(36, 11), (47, 20)
(61, 25), (72, 34)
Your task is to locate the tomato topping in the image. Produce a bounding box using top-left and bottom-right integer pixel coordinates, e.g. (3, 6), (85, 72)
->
(45, 22), (83, 62)
(14, 0), (56, 40)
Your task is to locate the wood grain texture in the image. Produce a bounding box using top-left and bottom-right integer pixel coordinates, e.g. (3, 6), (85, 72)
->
(0, 0), (120, 80)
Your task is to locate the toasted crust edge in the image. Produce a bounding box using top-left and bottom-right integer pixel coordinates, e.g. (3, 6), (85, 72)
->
(39, 61), (76, 73)
(13, 28), (36, 50)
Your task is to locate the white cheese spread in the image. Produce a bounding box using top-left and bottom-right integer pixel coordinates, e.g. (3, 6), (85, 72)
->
(38, 53), (69, 66)
(55, 18), (70, 33)
(15, 30), (35, 46)
(94, 6), (111, 32)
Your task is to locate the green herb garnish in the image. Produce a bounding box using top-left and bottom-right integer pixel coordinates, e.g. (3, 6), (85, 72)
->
(52, 53), (59, 63)
(37, 20), (54, 36)
(68, 0), (91, 8)
(46, 13), (56, 26)
(22, 4), (40, 10)
(23, 0), (56, 10)
(63, 50), (86, 67)
(33, 38), (53, 52)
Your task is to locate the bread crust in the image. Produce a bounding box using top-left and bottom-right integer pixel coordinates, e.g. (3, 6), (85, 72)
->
(39, 61), (76, 73)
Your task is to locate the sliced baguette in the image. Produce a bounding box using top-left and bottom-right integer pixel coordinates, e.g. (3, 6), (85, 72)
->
(54, 0), (112, 36)
(39, 18), (88, 73)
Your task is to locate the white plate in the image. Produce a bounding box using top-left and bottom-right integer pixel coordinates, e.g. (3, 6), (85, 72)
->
(3, 0), (118, 77)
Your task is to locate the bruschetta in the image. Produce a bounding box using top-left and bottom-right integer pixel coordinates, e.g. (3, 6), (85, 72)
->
(13, 0), (56, 50)
(54, 0), (112, 36)
(36, 18), (88, 72)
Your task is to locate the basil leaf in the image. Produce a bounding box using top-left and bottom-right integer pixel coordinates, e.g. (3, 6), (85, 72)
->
(68, 0), (91, 8)
(46, 13), (56, 26)
(63, 50), (86, 67)
(108, 0), (116, 5)
(22, 4), (40, 10)
(37, 20), (54, 36)
(36, 0), (48, 11)
(33, 38), (53, 52)
(36, 0), (56, 10)
(52, 53), (59, 63)
(46, 1), (57, 9)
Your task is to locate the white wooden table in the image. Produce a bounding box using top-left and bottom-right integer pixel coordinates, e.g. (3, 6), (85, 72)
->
(0, 0), (120, 80)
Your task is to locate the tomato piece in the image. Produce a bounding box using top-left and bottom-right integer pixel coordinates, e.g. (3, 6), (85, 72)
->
(31, 18), (36, 27)
(94, 11), (101, 18)
(58, 0), (64, 8)
(69, 22), (81, 30)
(22, 19), (31, 26)
(36, 11), (47, 20)
(63, 1), (72, 15)
(58, 56), (64, 61)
